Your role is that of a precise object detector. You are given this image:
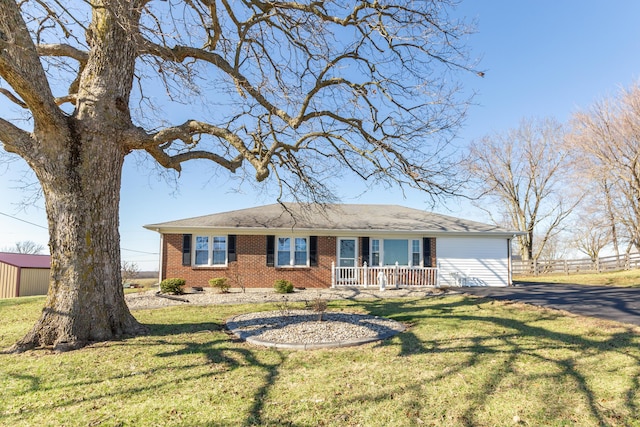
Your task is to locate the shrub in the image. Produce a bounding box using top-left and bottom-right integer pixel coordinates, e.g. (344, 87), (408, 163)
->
(308, 296), (328, 321)
(273, 279), (294, 294)
(275, 296), (291, 316)
(160, 278), (186, 295)
(209, 277), (230, 293)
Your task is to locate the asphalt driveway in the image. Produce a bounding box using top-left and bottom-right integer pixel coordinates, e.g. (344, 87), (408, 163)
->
(462, 283), (640, 326)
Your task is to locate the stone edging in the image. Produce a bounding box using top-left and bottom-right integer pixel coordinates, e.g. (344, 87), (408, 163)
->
(226, 310), (406, 350)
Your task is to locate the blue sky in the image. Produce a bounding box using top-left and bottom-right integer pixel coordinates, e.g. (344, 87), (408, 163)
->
(1, 1), (640, 270)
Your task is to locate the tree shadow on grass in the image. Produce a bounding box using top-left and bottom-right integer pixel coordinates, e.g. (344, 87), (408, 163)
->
(1, 317), (304, 426)
(146, 320), (304, 427)
(135, 298), (472, 425)
(4, 372), (40, 393)
(11, 296), (631, 426)
(357, 296), (640, 426)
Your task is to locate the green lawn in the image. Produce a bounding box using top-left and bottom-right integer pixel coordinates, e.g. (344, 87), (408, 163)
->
(2, 295), (640, 426)
(515, 268), (640, 287)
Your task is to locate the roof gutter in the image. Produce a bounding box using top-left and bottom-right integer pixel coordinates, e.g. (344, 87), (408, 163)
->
(143, 225), (524, 238)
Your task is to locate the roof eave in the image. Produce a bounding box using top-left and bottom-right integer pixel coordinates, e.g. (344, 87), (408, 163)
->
(144, 225), (522, 238)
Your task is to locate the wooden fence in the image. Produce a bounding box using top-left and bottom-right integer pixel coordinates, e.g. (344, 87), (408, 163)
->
(512, 252), (640, 276)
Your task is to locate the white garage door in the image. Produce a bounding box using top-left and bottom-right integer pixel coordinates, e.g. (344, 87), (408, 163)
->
(437, 237), (509, 287)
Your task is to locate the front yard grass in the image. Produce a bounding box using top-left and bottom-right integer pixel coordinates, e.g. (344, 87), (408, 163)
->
(516, 268), (640, 287)
(2, 295), (640, 426)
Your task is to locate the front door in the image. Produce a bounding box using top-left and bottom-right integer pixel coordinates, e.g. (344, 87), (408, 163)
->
(337, 238), (357, 283)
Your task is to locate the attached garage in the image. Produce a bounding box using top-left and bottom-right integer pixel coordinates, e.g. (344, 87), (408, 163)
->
(0, 252), (51, 299)
(437, 237), (511, 287)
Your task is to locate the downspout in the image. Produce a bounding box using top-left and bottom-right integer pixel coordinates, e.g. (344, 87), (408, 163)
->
(157, 230), (163, 288)
(508, 237), (513, 287)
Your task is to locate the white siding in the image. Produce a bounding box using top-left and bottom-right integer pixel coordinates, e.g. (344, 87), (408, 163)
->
(437, 237), (509, 287)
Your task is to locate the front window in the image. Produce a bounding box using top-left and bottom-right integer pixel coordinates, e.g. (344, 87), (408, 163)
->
(277, 236), (309, 266)
(294, 238), (307, 266)
(195, 236), (209, 265)
(213, 236), (227, 265)
(412, 239), (421, 266)
(194, 235), (227, 266)
(369, 238), (423, 267)
(371, 239), (380, 266)
(383, 239), (409, 266)
(277, 237), (291, 266)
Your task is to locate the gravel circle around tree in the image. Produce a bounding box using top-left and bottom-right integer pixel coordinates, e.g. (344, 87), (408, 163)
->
(226, 310), (406, 350)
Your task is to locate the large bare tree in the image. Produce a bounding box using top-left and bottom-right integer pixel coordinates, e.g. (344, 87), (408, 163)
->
(569, 83), (640, 256)
(464, 117), (577, 262)
(0, 0), (476, 351)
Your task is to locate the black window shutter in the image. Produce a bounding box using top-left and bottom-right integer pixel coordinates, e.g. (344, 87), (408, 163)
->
(182, 234), (192, 266)
(309, 236), (318, 267)
(266, 235), (275, 267)
(361, 237), (370, 265)
(423, 238), (432, 267)
(228, 235), (237, 262)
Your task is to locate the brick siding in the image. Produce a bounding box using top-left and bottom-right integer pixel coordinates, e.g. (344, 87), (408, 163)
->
(163, 234), (336, 289)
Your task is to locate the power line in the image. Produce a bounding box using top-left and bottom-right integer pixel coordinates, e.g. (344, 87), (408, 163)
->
(121, 248), (159, 255)
(0, 210), (48, 229)
(0, 210), (158, 255)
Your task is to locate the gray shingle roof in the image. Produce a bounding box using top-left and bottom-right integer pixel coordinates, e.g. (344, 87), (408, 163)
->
(144, 203), (517, 236)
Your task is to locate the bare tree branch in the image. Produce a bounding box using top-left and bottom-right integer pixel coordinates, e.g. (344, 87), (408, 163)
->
(0, 117), (35, 156)
(36, 43), (89, 63)
(0, 87), (27, 108)
(0, 0), (66, 135)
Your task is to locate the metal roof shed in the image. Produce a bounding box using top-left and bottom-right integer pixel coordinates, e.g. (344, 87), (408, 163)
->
(0, 252), (51, 298)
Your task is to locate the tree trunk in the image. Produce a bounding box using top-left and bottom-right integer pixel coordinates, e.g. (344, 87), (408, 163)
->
(2, 0), (148, 353)
(9, 131), (148, 353)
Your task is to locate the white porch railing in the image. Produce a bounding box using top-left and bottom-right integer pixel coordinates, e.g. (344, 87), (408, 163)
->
(331, 262), (438, 289)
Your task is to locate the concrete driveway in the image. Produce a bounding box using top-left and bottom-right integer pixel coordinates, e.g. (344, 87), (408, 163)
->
(461, 283), (640, 326)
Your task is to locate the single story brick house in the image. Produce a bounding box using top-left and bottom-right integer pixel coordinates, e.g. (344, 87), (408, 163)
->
(0, 252), (51, 299)
(144, 203), (521, 289)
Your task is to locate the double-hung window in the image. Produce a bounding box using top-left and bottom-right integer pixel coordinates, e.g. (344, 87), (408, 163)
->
(411, 239), (421, 266)
(371, 239), (380, 266)
(195, 236), (210, 265)
(194, 235), (227, 266)
(213, 236), (227, 265)
(276, 236), (308, 267)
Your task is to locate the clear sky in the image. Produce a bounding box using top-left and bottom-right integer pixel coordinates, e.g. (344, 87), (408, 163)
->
(1, 1), (640, 271)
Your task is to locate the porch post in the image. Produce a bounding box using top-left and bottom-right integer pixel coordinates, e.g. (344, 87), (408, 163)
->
(394, 262), (399, 289)
(331, 261), (335, 288)
(363, 262), (368, 288)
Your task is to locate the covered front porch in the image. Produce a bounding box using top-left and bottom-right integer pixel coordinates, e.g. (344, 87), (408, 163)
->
(331, 262), (439, 289)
